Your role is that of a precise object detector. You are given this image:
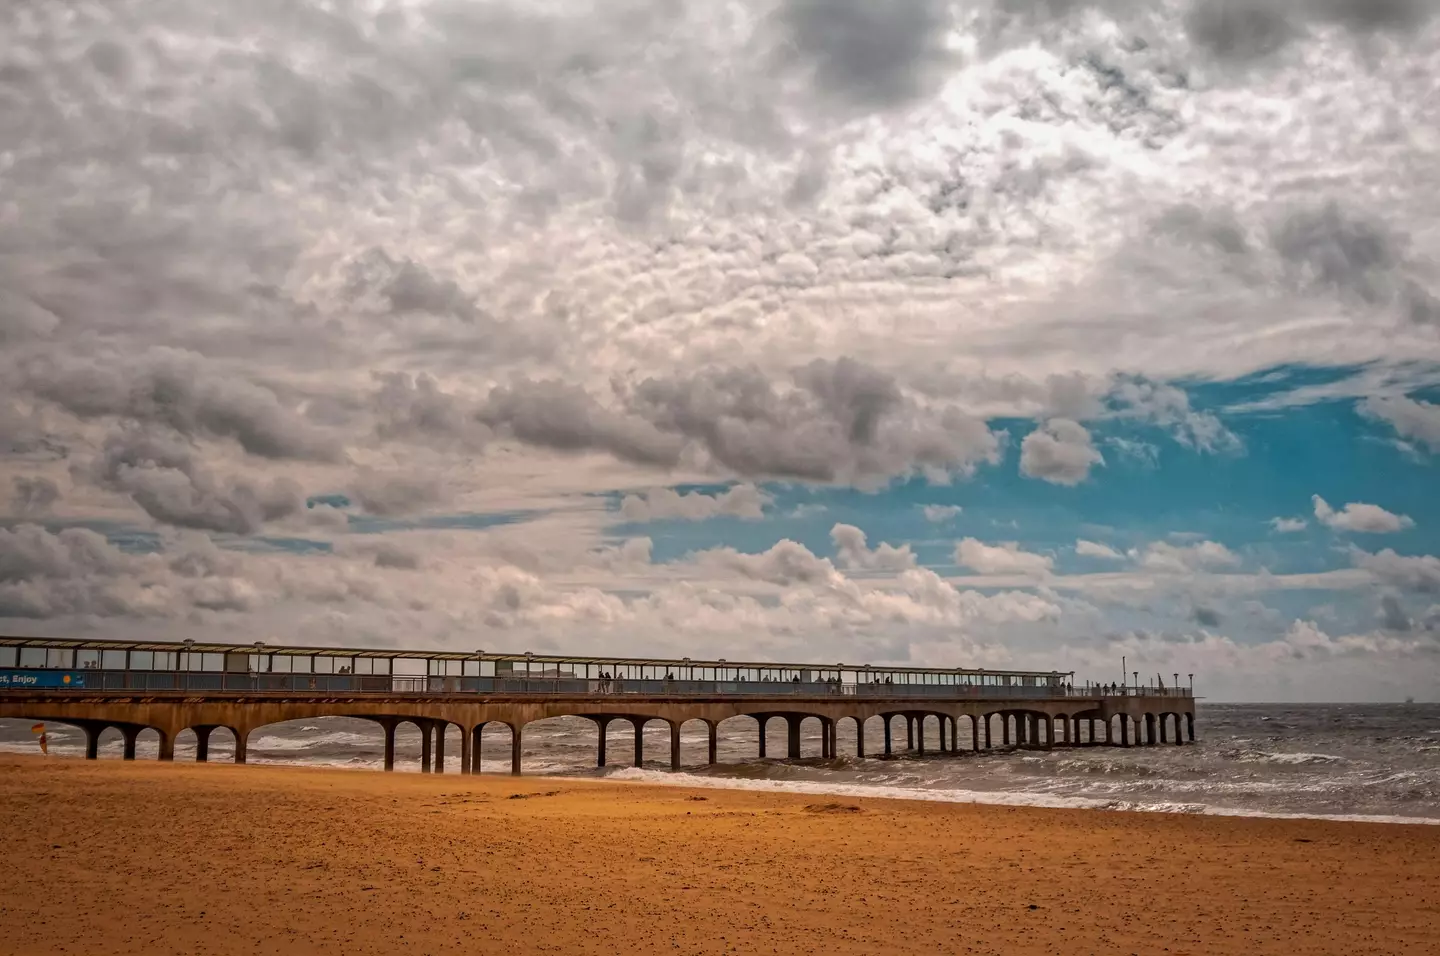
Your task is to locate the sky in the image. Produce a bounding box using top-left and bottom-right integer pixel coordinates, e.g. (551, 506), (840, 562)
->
(2, 0), (1440, 701)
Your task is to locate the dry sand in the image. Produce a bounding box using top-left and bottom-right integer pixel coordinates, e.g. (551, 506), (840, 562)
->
(1, 755), (1437, 956)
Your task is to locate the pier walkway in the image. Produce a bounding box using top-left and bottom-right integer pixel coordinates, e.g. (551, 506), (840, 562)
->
(0, 636), (1196, 774)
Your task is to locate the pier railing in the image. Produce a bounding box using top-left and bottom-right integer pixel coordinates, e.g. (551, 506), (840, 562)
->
(0, 668), (1194, 700)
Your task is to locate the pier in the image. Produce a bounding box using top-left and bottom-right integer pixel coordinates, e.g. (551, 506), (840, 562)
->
(0, 636), (1196, 774)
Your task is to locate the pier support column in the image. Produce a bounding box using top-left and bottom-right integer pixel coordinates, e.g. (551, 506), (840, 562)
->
(984, 714), (992, 749)
(1001, 714), (1010, 747)
(158, 731), (175, 762)
(121, 725), (138, 761)
(460, 723), (472, 774)
(472, 723), (485, 773)
(952, 717), (960, 752)
(419, 722), (433, 772)
(916, 717), (925, 754)
(194, 725), (214, 763)
(633, 718), (647, 768)
(707, 721), (718, 765)
(855, 717), (865, 758)
(1186, 712), (1195, 743)
(1119, 715), (1130, 747)
(383, 721), (396, 772)
(1172, 714), (1184, 746)
(786, 716), (802, 760)
(906, 716), (915, 751)
(757, 715), (769, 759)
(510, 724), (522, 776)
(669, 721), (681, 772)
(1089, 718), (1097, 746)
(84, 724), (102, 760)
(1145, 713), (1156, 746)
(435, 722), (447, 773)
(820, 719), (832, 759)
(883, 716), (892, 756)
(595, 717), (612, 768)
(233, 728), (248, 765)
(972, 715), (981, 752)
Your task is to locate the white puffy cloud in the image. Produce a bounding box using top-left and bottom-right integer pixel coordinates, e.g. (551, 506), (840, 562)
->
(1270, 516), (1308, 533)
(920, 504), (962, 523)
(1076, 539), (1125, 561)
(1019, 418), (1104, 485)
(830, 523), (918, 572)
(1130, 540), (1242, 573)
(1359, 395), (1440, 453)
(619, 483), (770, 522)
(954, 538), (1054, 577)
(1313, 495), (1414, 534)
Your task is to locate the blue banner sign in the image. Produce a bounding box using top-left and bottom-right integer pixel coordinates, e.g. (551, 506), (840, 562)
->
(0, 670), (86, 689)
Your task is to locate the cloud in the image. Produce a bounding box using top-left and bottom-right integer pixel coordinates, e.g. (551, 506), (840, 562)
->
(1019, 418), (1104, 485)
(349, 470), (448, 517)
(775, 0), (957, 111)
(82, 431), (304, 534)
(1355, 549), (1440, 594)
(619, 483), (771, 522)
(11, 477), (60, 516)
(1270, 516), (1308, 533)
(481, 379), (685, 469)
(954, 538), (1053, 577)
(921, 504), (962, 523)
(830, 523), (918, 572)
(1313, 495), (1414, 534)
(1185, 0), (1439, 62)
(1131, 540), (1241, 573)
(23, 350), (343, 463)
(1076, 539), (1125, 561)
(1192, 605), (1222, 627)
(1378, 593), (1412, 632)
(1359, 395), (1440, 453)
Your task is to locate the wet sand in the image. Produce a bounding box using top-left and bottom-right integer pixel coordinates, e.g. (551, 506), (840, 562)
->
(1, 755), (1437, 956)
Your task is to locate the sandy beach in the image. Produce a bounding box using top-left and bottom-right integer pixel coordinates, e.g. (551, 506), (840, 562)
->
(1, 756), (1437, 956)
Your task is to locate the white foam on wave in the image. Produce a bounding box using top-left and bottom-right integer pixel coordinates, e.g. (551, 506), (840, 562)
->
(597, 767), (1440, 826)
(1228, 749), (1347, 766)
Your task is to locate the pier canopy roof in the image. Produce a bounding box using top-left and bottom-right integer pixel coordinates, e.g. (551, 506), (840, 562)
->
(0, 634), (1070, 684)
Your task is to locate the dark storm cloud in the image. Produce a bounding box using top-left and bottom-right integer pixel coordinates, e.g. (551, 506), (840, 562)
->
(84, 431), (305, 534)
(1193, 605), (1222, 627)
(775, 0), (957, 110)
(10, 476), (60, 516)
(25, 351), (343, 462)
(1185, 0), (1438, 61)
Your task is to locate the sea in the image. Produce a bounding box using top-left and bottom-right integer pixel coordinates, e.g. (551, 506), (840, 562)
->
(3, 703), (1437, 825)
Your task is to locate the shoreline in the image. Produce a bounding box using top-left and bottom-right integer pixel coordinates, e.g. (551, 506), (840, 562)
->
(4, 754), (1439, 955)
(6, 745), (1439, 827)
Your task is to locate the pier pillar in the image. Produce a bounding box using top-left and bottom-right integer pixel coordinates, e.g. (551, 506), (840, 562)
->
(435, 722), (447, 773)
(158, 732), (174, 762)
(820, 719), (832, 759)
(1172, 714), (1184, 746)
(856, 717), (865, 758)
(1089, 718), (1097, 746)
(1159, 715), (1168, 744)
(472, 723), (485, 773)
(233, 728), (248, 764)
(883, 716), (892, 756)
(1186, 712), (1195, 743)
(194, 725), (213, 763)
(121, 725), (138, 761)
(84, 724), (102, 760)
(906, 716), (915, 751)
(971, 715), (981, 752)
(707, 721), (718, 765)
(633, 718), (647, 767)
(510, 724), (522, 776)
(595, 717), (612, 768)
(1001, 714), (1010, 747)
(757, 715), (769, 759)
(670, 721), (682, 772)
(984, 714), (991, 749)
(786, 716), (802, 759)
(383, 721), (396, 772)
(1119, 715), (1130, 747)
(916, 717), (925, 754)
(952, 717), (960, 752)
(460, 723), (472, 774)
(1145, 713), (1156, 746)
(419, 722), (433, 772)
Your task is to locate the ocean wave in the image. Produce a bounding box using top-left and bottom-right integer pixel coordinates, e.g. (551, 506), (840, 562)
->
(1224, 749), (1347, 766)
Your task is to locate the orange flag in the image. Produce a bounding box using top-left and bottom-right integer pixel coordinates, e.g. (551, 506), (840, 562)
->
(30, 722), (44, 734)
